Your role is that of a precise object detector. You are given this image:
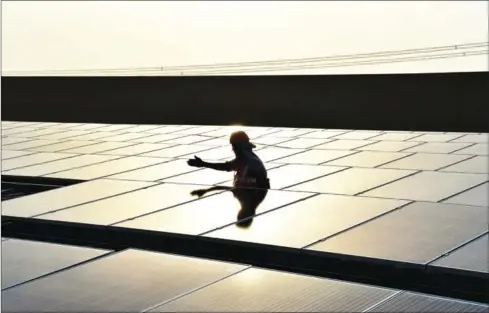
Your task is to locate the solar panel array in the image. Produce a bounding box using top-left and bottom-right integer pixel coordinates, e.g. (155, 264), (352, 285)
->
(2, 240), (488, 312)
(1, 120), (488, 311)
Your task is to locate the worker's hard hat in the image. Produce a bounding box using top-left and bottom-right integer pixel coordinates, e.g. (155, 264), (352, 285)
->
(230, 131), (256, 148)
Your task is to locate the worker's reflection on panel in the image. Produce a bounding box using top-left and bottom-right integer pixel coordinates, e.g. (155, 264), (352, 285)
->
(190, 186), (269, 228)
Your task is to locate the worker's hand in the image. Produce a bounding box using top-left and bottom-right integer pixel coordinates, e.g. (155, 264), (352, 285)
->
(187, 156), (204, 167)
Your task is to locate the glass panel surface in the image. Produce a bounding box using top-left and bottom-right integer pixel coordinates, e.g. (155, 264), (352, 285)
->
(1, 179), (153, 217)
(363, 171), (488, 202)
(308, 202), (488, 264)
(205, 194), (407, 248)
(287, 168), (415, 195)
(1, 250), (246, 312)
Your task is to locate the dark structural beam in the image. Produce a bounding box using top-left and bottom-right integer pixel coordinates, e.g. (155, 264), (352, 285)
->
(2, 216), (488, 304)
(2, 72), (488, 133)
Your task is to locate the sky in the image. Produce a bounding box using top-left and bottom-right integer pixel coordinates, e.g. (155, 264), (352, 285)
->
(1, 1), (488, 75)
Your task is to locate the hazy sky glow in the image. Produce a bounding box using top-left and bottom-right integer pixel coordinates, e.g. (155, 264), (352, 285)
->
(2, 1), (488, 75)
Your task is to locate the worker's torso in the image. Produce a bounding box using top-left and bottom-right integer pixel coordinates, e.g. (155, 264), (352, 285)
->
(232, 153), (269, 189)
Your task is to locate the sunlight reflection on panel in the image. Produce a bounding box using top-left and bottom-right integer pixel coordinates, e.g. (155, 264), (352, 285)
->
(107, 159), (196, 181)
(363, 171), (488, 202)
(357, 141), (424, 152)
(140, 145), (215, 158)
(45, 156), (165, 180)
(1, 249), (247, 312)
(2, 154), (121, 176)
(1, 179), (154, 217)
(162, 168), (235, 185)
(61, 141), (139, 154)
(272, 149), (358, 165)
(325, 151), (410, 168)
(2, 152), (77, 171)
(204, 194), (408, 248)
(308, 202), (488, 264)
(266, 164), (346, 189)
(442, 182), (488, 207)
(153, 268), (397, 312)
(2, 239), (109, 289)
(313, 139), (377, 150)
(380, 153), (473, 171)
(117, 189), (312, 235)
(287, 167), (415, 195)
(37, 183), (208, 225)
(26, 140), (101, 153)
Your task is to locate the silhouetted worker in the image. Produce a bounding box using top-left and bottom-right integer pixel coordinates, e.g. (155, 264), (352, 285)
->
(187, 131), (270, 189)
(188, 130), (270, 227)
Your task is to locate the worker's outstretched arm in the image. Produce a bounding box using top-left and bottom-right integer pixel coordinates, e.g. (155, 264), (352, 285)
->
(187, 156), (232, 172)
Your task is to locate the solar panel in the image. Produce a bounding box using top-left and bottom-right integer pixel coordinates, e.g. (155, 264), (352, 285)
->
(116, 188), (313, 235)
(265, 164), (345, 189)
(275, 138), (330, 149)
(363, 171), (487, 202)
(140, 145), (215, 158)
(1, 179), (154, 217)
(2, 150), (36, 160)
(452, 143), (488, 156)
(187, 145), (236, 161)
(26, 140), (101, 152)
(191, 137), (230, 147)
(366, 132), (421, 141)
(3, 155), (121, 177)
(170, 125), (221, 135)
(129, 133), (187, 143)
(3, 127), (56, 137)
(36, 130), (96, 140)
(65, 123), (109, 131)
(366, 291), (488, 312)
(380, 153), (472, 171)
(99, 124), (149, 132)
(331, 130), (382, 140)
(45, 156), (165, 180)
(161, 168), (237, 185)
(65, 131), (124, 141)
(2, 137), (35, 146)
(439, 156), (488, 174)
(267, 129), (317, 138)
(452, 134), (489, 144)
(301, 130), (349, 139)
(98, 143), (175, 156)
(357, 140), (424, 152)
(3, 140), (64, 151)
(308, 202), (488, 264)
(2, 121), (488, 308)
(1, 249), (247, 312)
(406, 134), (466, 143)
(442, 183), (488, 207)
(404, 142), (473, 154)
(205, 194), (407, 248)
(107, 159), (198, 181)
(313, 139), (377, 150)
(160, 135), (217, 145)
(61, 141), (139, 154)
(431, 234), (488, 274)
(287, 167), (415, 195)
(325, 151), (410, 167)
(36, 183), (209, 225)
(2, 238), (109, 290)
(272, 149), (357, 164)
(2, 152), (77, 171)
(152, 268), (398, 312)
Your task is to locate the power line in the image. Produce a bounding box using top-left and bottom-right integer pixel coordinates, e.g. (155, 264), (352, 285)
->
(3, 42), (487, 76)
(97, 50), (488, 76)
(182, 50), (489, 76)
